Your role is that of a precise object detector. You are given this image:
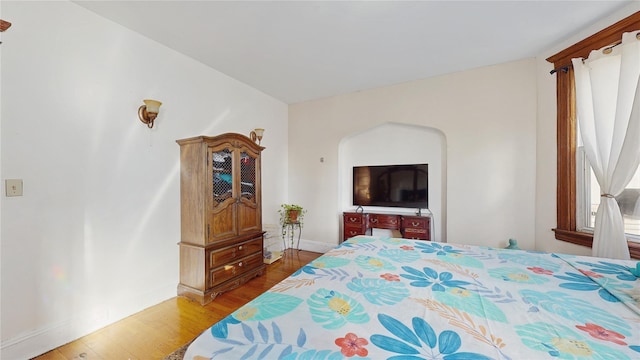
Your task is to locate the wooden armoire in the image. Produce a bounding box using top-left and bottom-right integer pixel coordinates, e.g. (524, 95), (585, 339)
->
(176, 133), (265, 305)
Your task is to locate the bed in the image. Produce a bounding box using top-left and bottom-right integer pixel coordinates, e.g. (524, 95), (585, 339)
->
(184, 235), (640, 359)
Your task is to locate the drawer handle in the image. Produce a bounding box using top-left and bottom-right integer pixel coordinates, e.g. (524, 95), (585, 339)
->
(349, 217), (358, 222)
(370, 218), (378, 223)
(412, 221), (420, 227)
(390, 219), (397, 224)
(238, 262), (243, 267)
(238, 245), (243, 251)
(349, 231), (357, 235)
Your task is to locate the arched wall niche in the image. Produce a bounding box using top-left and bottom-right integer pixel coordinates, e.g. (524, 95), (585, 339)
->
(338, 122), (447, 242)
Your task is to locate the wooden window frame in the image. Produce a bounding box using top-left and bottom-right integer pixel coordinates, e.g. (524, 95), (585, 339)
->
(546, 11), (640, 259)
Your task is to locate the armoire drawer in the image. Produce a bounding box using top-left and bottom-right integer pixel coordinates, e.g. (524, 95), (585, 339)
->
(209, 252), (263, 288)
(209, 237), (262, 268)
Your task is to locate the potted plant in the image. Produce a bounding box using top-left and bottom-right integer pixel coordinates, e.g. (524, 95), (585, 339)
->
(279, 204), (305, 224)
(279, 204), (306, 250)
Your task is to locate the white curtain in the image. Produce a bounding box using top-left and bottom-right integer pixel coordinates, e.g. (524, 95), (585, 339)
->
(572, 31), (640, 260)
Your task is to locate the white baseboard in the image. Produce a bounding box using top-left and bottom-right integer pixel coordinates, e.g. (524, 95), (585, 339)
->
(1, 318), (79, 360)
(1, 283), (175, 359)
(286, 238), (336, 253)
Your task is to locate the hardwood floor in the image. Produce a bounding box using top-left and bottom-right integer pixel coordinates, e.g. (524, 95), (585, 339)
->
(33, 249), (322, 360)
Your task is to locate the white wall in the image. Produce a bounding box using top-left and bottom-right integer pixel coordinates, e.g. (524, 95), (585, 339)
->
(534, 3), (640, 255)
(0, 1), (288, 358)
(289, 58), (538, 250)
(339, 123), (446, 242)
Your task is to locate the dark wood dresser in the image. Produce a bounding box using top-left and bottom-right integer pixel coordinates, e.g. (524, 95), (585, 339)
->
(343, 212), (431, 241)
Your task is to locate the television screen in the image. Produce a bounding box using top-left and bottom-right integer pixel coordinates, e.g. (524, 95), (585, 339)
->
(353, 164), (428, 209)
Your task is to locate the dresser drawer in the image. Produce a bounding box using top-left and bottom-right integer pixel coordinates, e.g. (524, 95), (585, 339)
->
(343, 212), (366, 225)
(402, 217), (429, 230)
(209, 252), (263, 288)
(401, 216), (430, 240)
(369, 214), (400, 230)
(403, 227), (429, 240)
(344, 225), (369, 240)
(209, 237), (262, 268)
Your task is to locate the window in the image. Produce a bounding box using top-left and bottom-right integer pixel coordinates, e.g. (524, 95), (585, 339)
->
(576, 146), (640, 239)
(546, 11), (640, 259)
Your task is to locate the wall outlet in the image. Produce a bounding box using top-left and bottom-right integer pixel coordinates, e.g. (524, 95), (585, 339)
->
(5, 179), (23, 197)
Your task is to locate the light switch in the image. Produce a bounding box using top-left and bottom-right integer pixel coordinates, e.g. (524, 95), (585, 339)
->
(6, 179), (23, 197)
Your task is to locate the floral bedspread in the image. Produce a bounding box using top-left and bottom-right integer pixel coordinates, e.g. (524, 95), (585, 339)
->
(184, 236), (640, 360)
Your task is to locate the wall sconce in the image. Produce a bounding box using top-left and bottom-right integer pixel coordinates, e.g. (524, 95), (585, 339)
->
(250, 128), (265, 145)
(138, 99), (162, 128)
(0, 19), (12, 32)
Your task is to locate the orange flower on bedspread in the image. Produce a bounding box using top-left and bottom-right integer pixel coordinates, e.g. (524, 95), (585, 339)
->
(335, 332), (369, 357)
(576, 323), (627, 345)
(400, 245), (415, 251)
(380, 273), (400, 282)
(578, 269), (604, 278)
(527, 267), (553, 275)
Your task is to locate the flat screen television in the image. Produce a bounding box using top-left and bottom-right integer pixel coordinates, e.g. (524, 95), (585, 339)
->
(353, 164), (428, 209)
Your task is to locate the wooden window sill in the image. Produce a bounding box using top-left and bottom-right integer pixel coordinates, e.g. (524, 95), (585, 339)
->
(553, 229), (640, 259)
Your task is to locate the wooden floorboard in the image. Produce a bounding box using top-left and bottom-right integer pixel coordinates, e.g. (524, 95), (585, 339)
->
(32, 249), (322, 360)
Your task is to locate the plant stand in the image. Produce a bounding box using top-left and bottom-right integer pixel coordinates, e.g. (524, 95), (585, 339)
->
(281, 221), (302, 251)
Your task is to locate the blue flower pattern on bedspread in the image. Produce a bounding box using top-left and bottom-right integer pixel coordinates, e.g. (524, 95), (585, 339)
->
(346, 278), (409, 305)
(554, 271), (633, 302)
(371, 313), (492, 360)
(378, 248), (421, 263)
(185, 236), (640, 360)
(400, 266), (471, 290)
(307, 289), (370, 329)
(433, 288), (508, 323)
(519, 290), (633, 336)
(354, 255), (396, 272)
(516, 322), (632, 360)
(488, 267), (550, 284)
(308, 256), (351, 269)
(498, 251), (564, 272)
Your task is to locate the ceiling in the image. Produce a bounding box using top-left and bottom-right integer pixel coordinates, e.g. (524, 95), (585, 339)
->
(73, 1), (633, 104)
